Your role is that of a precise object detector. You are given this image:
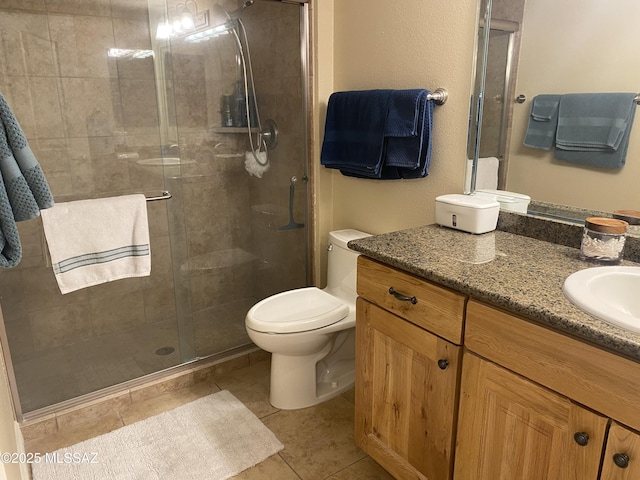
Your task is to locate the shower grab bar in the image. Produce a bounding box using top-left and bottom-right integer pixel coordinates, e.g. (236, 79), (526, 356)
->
(146, 191), (172, 202)
(427, 88), (449, 105)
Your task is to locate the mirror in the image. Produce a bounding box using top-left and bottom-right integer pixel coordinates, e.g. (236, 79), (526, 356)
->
(468, 0), (640, 223)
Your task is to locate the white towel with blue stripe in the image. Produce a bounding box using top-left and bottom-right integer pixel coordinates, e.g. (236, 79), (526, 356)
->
(41, 194), (150, 294)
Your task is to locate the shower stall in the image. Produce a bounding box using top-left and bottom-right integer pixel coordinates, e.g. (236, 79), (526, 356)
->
(0, 0), (310, 418)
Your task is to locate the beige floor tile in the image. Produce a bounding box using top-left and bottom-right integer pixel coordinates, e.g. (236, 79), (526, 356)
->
(119, 381), (221, 425)
(326, 457), (395, 479)
(25, 414), (123, 454)
(213, 360), (279, 419)
(262, 395), (367, 480)
(230, 454), (300, 479)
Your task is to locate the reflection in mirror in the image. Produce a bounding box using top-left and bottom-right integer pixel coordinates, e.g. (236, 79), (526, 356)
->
(469, 0), (640, 224)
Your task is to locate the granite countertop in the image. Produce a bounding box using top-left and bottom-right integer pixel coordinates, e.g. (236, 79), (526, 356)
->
(348, 224), (640, 362)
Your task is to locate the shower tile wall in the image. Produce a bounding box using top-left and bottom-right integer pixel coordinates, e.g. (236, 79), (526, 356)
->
(0, 0), (308, 413)
(0, 0), (180, 413)
(0, 0), (306, 412)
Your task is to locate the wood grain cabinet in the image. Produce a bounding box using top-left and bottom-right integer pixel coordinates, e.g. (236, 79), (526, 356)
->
(459, 300), (640, 480)
(355, 257), (465, 480)
(355, 257), (640, 480)
(454, 352), (608, 480)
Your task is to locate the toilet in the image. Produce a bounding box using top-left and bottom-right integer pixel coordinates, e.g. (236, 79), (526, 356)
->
(245, 229), (371, 409)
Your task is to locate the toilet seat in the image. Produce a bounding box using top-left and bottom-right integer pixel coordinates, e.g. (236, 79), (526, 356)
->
(246, 287), (349, 334)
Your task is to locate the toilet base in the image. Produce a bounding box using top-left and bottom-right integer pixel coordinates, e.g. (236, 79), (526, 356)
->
(269, 342), (355, 410)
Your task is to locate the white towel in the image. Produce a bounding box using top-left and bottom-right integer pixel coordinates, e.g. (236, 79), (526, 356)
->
(40, 194), (150, 294)
(465, 157), (499, 191)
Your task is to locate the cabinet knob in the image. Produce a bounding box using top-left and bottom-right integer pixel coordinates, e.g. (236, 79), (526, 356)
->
(388, 287), (417, 304)
(613, 453), (630, 469)
(573, 432), (589, 446)
(437, 359), (449, 370)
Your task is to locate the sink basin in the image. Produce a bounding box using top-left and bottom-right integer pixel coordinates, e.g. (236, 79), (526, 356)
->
(563, 266), (640, 333)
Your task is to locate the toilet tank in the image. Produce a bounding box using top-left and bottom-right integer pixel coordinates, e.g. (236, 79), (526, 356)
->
(325, 229), (371, 301)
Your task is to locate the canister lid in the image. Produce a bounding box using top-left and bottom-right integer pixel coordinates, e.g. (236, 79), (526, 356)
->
(585, 217), (628, 234)
(612, 210), (640, 226)
(435, 194), (500, 209)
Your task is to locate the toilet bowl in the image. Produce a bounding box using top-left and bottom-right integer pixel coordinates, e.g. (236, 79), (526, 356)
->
(245, 229), (371, 409)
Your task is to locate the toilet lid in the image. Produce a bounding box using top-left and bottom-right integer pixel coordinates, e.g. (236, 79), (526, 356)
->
(246, 287), (349, 334)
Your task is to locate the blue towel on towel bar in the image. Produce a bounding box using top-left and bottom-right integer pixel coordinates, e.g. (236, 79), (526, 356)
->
(320, 89), (433, 179)
(523, 94), (561, 150)
(554, 93), (637, 168)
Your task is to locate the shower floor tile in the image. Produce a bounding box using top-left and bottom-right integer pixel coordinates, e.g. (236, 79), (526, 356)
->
(13, 320), (181, 413)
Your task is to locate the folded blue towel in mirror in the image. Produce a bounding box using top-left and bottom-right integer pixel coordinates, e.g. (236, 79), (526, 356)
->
(554, 92), (636, 168)
(555, 93), (636, 151)
(523, 94), (561, 150)
(320, 89), (433, 179)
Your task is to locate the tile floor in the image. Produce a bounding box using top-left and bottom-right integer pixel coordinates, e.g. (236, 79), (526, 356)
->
(24, 358), (394, 480)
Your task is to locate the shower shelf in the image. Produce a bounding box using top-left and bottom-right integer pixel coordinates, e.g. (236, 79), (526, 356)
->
(210, 127), (258, 134)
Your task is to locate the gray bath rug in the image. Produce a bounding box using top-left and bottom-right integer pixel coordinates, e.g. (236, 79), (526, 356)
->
(32, 390), (283, 480)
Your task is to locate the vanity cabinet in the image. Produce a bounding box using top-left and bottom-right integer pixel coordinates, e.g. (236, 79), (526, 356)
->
(355, 256), (640, 480)
(355, 257), (466, 480)
(459, 300), (640, 480)
(455, 352), (608, 479)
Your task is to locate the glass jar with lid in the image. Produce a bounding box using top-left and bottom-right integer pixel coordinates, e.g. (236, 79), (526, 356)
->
(580, 217), (628, 264)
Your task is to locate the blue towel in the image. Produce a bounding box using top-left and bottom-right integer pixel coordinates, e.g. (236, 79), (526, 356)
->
(320, 89), (433, 179)
(523, 94), (561, 150)
(320, 89), (392, 178)
(554, 93), (636, 168)
(0, 92), (55, 267)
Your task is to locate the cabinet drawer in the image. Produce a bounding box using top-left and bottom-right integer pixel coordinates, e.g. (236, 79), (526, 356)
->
(357, 256), (466, 344)
(466, 299), (640, 433)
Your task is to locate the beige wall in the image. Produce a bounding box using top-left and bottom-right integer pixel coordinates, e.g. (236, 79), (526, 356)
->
(506, 0), (640, 212)
(314, 0), (478, 244)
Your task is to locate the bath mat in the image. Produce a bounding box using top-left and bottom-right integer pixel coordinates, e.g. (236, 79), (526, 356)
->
(31, 390), (283, 480)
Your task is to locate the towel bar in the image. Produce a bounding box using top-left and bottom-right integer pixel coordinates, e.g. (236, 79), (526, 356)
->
(427, 88), (448, 105)
(146, 191), (172, 202)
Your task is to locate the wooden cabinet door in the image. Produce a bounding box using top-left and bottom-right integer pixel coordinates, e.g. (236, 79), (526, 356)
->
(601, 422), (640, 479)
(355, 297), (461, 480)
(454, 352), (608, 480)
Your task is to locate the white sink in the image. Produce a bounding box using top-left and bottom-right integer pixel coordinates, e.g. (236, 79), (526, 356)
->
(563, 266), (640, 333)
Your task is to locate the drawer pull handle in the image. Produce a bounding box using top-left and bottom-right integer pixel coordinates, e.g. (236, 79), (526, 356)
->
(388, 287), (417, 304)
(613, 453), (629, 469)
(573, 432), (589, 446)
(437, 359), (449, 370)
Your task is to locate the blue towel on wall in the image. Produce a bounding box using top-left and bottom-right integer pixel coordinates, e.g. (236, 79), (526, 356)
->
(0, 92), (55, 267)
(523, 94), (561, 150)
(554, 93), (637, 168)
(320, 89), (434, 179)
(320, 90), (392, 178)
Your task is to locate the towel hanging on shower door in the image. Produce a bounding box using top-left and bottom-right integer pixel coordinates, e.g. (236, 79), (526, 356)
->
(41, 195), (150, 294)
